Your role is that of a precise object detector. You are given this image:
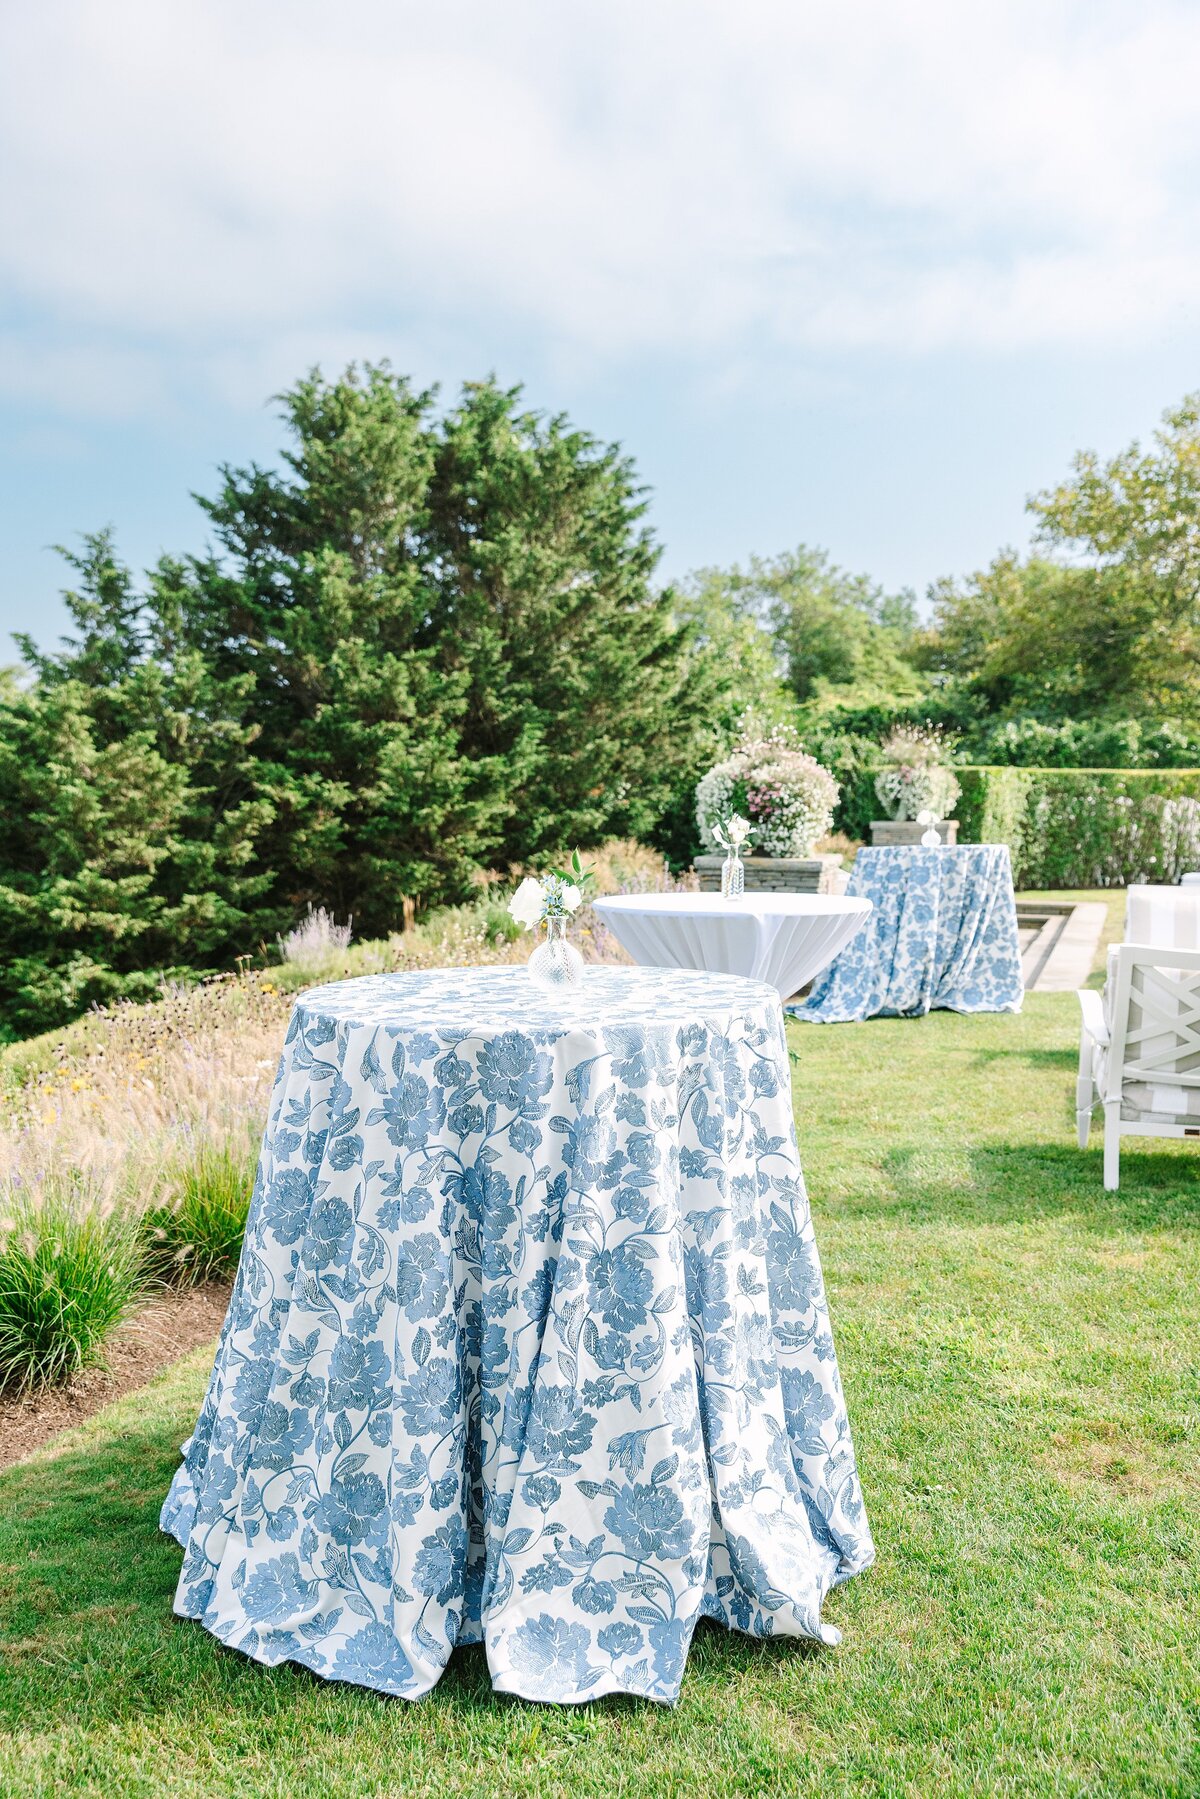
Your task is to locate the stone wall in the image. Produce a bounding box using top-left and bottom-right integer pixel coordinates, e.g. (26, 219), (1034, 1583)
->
(694, 854), (843, 894)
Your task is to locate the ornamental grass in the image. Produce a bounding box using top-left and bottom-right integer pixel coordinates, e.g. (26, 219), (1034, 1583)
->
(0, 840), (675, 1387)
(0, 975), (284, 1387)
(0, 1188), (146, 1392)
(142, 1140), (259, 1287)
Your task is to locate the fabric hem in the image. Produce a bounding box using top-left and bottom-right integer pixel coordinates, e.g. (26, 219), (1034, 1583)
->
(160, 1506), (871, 1707)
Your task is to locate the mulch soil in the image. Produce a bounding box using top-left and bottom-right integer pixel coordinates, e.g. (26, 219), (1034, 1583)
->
(0, 1281), (231, 1472)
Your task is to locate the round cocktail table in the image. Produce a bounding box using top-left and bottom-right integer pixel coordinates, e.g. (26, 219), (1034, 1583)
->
(592, 891), (873, 999)
(162, 964), (873, 1703)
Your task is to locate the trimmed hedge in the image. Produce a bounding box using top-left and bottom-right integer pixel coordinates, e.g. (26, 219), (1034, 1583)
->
(838, 762), (1200, 887)
(957, 766), (1200, 887)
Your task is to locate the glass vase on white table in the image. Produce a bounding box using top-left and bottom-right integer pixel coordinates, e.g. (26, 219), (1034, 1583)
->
(712, 812), (753, 901)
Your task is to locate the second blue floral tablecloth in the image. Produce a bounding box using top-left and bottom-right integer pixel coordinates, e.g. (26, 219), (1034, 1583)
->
(795, 844), (1023, 1023)
(161, 964), (873, 1704)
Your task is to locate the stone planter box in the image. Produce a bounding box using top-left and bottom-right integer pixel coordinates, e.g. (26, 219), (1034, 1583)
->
(694, 853), (843, 894)
(870, 819), (959, 846)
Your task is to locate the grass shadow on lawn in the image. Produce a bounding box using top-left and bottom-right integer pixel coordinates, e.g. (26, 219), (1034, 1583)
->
(965, 1043), (1080, 1072)
(4, 1344), (1197, 1797)
(872, 1138), (1200, 1235)
(0, 1403), (533, 1733)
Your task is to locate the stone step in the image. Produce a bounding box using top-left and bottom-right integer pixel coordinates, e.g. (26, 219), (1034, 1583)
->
(1016, 900), (1107, 991)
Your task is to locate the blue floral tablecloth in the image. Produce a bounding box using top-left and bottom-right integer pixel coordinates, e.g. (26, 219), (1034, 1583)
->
(162, 965), (873, 1705)
(794, 845), (1023, 1023)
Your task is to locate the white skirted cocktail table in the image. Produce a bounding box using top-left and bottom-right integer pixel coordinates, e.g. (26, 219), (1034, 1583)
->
(592, 892), (873, 1000)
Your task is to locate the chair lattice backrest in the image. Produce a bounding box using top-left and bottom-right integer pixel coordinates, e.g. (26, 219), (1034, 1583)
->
(1103, 943), (1200, 1102)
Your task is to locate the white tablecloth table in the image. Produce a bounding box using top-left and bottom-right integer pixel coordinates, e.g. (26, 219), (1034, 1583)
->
(592, 892), (873, 999)
(1126, 883), (1200, 947)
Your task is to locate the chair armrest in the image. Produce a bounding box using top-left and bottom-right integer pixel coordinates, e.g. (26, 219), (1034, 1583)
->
(1077, 987), (1110, 1046)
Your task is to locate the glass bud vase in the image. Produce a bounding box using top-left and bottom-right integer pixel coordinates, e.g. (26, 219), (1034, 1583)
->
(721, 844), (745, 901)
(527, 915), (585, 992)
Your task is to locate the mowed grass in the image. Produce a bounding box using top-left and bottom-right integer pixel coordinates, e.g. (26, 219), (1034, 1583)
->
(1, 993), (1198, 1797)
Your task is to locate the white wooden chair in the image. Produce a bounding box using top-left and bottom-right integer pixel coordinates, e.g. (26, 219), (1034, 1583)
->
(1077, 941), (1200, 1188)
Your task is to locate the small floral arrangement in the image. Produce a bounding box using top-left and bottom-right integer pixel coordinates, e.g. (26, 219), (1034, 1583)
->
(711, 813), (753, 853)
(695, 726), (838, 858)
(874, 724), (961, 823)
(508, 850), (592, 930)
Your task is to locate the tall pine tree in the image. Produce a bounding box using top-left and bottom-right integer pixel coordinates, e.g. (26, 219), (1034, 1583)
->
(0, 534), (272, 1033)
(1, 364), (722, 1033)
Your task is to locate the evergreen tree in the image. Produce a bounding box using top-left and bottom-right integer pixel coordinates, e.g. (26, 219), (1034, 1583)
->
(423, 379), (701, 858)
(0, 364), (719, 1032)
(162, 364), (714, 927)
(0, 535), (272, 1035)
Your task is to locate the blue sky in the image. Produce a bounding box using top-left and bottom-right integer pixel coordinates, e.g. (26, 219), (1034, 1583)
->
(3, 0), (1200, 654)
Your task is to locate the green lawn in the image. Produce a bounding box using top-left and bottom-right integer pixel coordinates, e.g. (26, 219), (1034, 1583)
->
(2, 993), (1198, 1797)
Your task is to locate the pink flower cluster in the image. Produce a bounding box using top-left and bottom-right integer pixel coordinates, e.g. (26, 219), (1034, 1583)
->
(745, 784), (784, 817)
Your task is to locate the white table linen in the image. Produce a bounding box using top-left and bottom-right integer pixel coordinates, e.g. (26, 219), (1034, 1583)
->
(592, 892), (873, 1000)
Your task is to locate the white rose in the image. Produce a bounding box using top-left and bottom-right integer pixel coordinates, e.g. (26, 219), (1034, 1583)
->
(560, 882), (582, 913)
(726, 814), (752, 846)
(508, 876), (545, 930)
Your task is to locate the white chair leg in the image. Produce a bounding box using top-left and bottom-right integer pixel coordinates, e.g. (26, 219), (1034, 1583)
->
(1076, 1075), (1092, 1148)
(1076, 1026), (1094, 1148)
(1103, 1103), (1121, 1190)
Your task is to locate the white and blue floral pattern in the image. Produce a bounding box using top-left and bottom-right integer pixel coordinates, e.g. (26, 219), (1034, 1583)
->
(795, 845), (1023, 1024)
(161, 966), (873, 1705)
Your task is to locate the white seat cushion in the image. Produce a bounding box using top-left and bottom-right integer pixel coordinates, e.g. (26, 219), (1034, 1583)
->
(1097, 1045), (1200, 1120)
(1125, 885), (1200, 948)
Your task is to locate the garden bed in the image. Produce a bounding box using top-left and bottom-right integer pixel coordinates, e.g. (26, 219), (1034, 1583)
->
(0, 1281), (230, 1472)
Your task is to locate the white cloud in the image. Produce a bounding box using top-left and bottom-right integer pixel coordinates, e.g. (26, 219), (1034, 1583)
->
(3, 0), (1200, 413)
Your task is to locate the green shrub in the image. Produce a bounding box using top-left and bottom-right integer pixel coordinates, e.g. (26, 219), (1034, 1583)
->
(807, 732), (881, 840)
(956, 766), (1033, 866)
(956, 766), (1200, 886)
(817, 755), (1200, 885)
(0, 1192), (146, 1391)
(481, 901), (524, 946)
(974, 715), (1200, 769)
(142, 1142), (254, 1286)
(648, 774), (705, 871)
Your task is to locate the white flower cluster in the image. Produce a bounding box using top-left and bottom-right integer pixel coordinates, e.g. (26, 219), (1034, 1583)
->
(874, 763), (961, 823)
(508, 873), (583, 930)
(873, 723), (961, 823)
(711, 813), (752, 850)
(696, 738), (838, 858)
